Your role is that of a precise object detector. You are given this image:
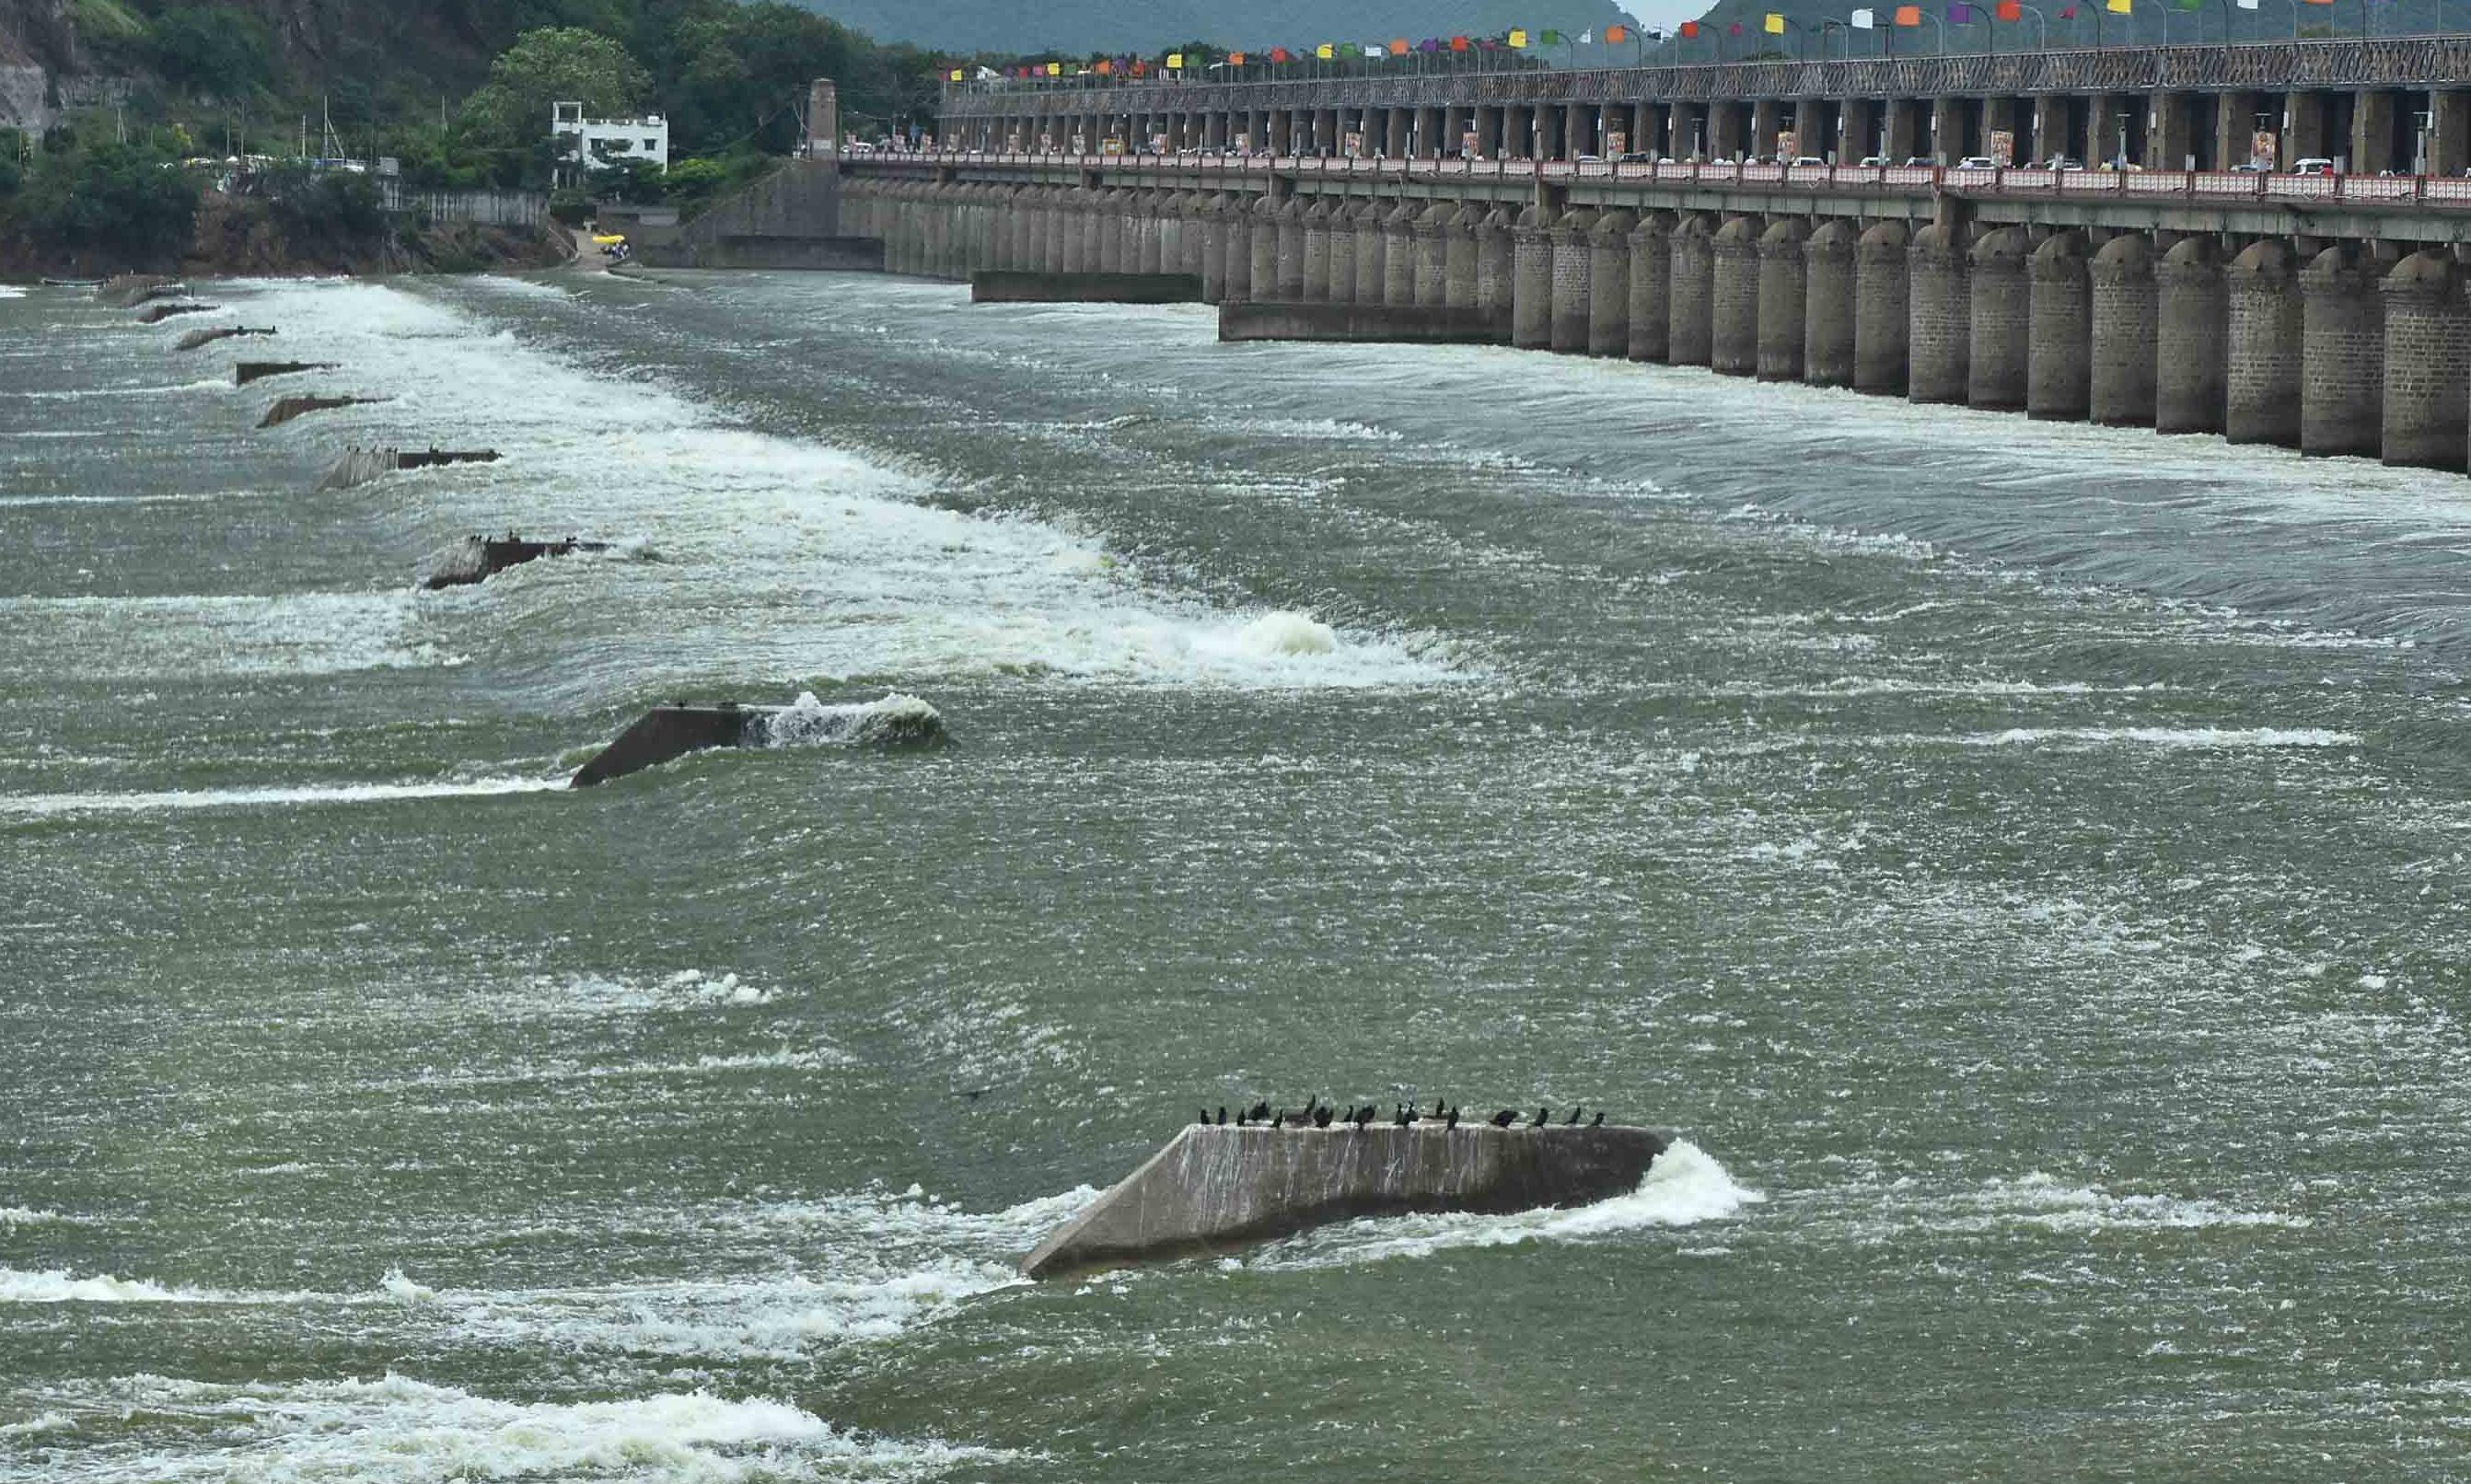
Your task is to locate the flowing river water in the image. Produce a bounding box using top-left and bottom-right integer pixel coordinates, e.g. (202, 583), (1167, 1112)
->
(3, 270), (2468, 1481)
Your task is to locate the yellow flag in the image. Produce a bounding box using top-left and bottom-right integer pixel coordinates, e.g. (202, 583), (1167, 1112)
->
(947, 68), (963, 80)
(2106, 0), (2129, 11)
(1508, 28), (1529, 46)
(1764, 11), (1786, 29)
(1316, 41), (1334, 58)
(1167, 52), (1185, 68)
(1046, 60), (1061, 75)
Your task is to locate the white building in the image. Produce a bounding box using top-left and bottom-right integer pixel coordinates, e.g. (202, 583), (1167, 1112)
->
(551, 101), (669, 188)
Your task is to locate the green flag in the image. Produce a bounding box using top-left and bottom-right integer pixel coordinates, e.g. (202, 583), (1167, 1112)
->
(1540, 28), (1567, 41)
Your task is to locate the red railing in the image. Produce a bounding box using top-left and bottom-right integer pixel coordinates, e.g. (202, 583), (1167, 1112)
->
(857, 148), (2471, 209)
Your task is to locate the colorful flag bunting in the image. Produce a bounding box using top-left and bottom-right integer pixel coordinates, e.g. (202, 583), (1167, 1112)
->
(1894, 4), (1922, 21)
(1764, 11), (1786, 30)
(1540, 29), (1565, 43)
(1166, 51), (1184, 68)
(1508, 28), (1529, 46)
(1948, 3), (1974, 20)
(1727, 20), (1744, 33)
(1679, 19), (1700, 36)
(1997, 0), (2022, 17)
(2106, 0), (2130, 11)
(1452, 33), (1471, 49)
(1605, 23), (1630, 41)
(1579, 28), (1595, 42)
(1390, 37), (1410, 52)
(1851, 6), (1875, 23)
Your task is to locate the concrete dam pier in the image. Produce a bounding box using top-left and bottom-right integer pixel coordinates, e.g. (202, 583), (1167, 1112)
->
(572, 693), (946, 787)
(1022, 1122), (1668, 1280)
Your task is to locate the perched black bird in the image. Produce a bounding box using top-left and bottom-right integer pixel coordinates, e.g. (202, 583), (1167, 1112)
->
(1199, 1108), (1212, 1126)
(1565, 1107), (1582, 1126)
(1235, 1108), (1248, 1127)
(1590, 1112), (1605, 1127)
(1491, 1109), (1517, 1128)
(1270, 1108), (1285, 1129)
(1533, 1107), (1551, 1128)
(1314, 1105), (1335, 1129)
(1394, 1104), (1410, 1127)
(1445, 1107), (1460, 1129)
(1353, 1106), (1375, 1130)
(1249, 1101), (1270, 1122)
(1431, 1097), (1447, 1119)
(1218, 1107), (1229, 1126)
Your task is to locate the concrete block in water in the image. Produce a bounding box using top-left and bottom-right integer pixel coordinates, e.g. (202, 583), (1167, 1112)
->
(1022, 1122), (1667, 1280)
(423, 535), (608, 590)
(235, 361), (338, 387)
(971, 271), (1202, 305)
(137, 302), (217, 324)
(177, 326), (276, 352)
(572, 693), (945, 788)
(100, 275), (183, 307)
(260, 395), (380, 429)
(321, 447), (502, 491)
(1218, 301), (1510, 346)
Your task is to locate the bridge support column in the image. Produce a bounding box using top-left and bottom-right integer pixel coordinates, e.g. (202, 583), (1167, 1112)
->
(1299, 198), (1333, 299)
(1711, 215), (1764, 376)
(1512, 206), (1557, 348)
(1446, 204), (1480, 309)
(1757, 218), (1809, 381)
(2350, 90), (2398, 176)
(1908, 223), (1972, 404)
(1326, 198), (1359, 303)
(2032, 95), (2067, 165)
(2281, 91), (2326, 170)
(1275, 195), (1307, 297)
(1477, 205), (1514, 314)
(1711, 102), (1746, 162)
(1930, 96), (1961, 164)
(1416, 203), (1453, 305)
(2155, 238), (2226, 433)
(1969, 226), (2031, 412)
(1549, 207), (1596, 351)
(1384, 198), (1420, 305)
(1751, 100), (1783, 163)
(1855, 220), (1909, 395)
(2090, 234), (2158, 427)
(2216, 92), (2257, 169)
(1885, 99), (1922, 163)
(1794, 100), (1825, 161)
(2432, 91), (2471, 177)
(1389, 110), (1413, 158)
(2148, 90), (2193, 171)
(1200, 193), (1229, 302)
(1350, 199), (1385, 303)
(2225, 239), (2303, 446)
(1804, 218), (1857, 387)
(1838, 99), (1873, 162)
(1247, 194), (1282, 300)
(2301, 242), (2388, 458)
(1670, 215), (1717, 365)
(1097, 189), (1127, 273)
(1588, 210), (1634, 356)
(1629, 213), (1676, 361)
(2378, 250), (2469, 470)
(2028, 231), (2093, 420)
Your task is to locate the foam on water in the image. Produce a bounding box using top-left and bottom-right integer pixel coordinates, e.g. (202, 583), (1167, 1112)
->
(0, 1411), (73, 1438)
(0, 1268), (232, 1304)
(1243, 1139), (1760, 1271)
(0, 593), (458, 679)
(0, 775), (563, 820)
(1952, 726), (2361, 751)
(762, 691), (945, 748)
(4, 1373), (1011, 1483)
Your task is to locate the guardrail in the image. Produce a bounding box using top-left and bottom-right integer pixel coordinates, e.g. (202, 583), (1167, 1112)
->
(854, 148), (2471, 209)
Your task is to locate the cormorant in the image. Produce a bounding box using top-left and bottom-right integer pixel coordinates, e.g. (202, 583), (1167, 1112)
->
(1270, 1108), (1284, 1129)
(1313, 1105), (1335, 1129)
(1565, 1107), (1582, 1126)
(1431, 1097), (1447, 1119)
(1352, 1106), (1375, 1130)
(1198, 1108), (1212, 1126)
(1445, 1107), (1460, 1129)
(1532, 1107), (1551, 1128)
(1590, 1112), (1605, 1127)
(1218, 1107), (1229, 1126)
(1235, 1108), (1248, 1127)
(1491, 1109), (1517, 1128)
(1249, 1101), (1270, 1122)
(1394, 1105), (1410, 1127)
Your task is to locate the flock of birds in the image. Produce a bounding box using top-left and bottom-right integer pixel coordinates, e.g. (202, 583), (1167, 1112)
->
(1196, 1098), (1607, 1130)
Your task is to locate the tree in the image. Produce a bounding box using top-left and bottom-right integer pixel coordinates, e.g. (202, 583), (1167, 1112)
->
(146, 6), (274, 99)
(458, 27), (651, 160)
(8, 143), (200, 266)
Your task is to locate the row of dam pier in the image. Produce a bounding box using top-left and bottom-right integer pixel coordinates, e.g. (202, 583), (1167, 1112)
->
(836, 167), (2471, 470)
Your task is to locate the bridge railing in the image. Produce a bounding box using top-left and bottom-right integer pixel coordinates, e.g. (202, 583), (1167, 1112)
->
(857, 148), (2471, 210)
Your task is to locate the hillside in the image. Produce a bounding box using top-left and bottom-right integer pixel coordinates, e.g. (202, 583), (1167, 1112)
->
(790, 0), (1639, 55)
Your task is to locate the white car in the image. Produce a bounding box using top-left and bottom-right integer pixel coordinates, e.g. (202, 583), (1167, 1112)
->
(1955, 156), (2000, 170)
(1790, 156), (1827, 168)
(1857, 155), (1889, 167)
(2291, 157), (2337, 175)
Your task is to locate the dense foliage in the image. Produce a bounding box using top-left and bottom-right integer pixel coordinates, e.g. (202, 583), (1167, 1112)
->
(6, 139), (201, 264)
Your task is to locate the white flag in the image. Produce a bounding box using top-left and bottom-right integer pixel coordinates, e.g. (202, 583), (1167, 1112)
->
(1851, 6), (1875, 23)
(2235, 0), (2258, 7)
(1363, 42), (1383, 56)
(1579, 28), (1595, 42)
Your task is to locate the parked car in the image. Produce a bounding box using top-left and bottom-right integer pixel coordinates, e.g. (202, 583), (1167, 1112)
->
(2229, 160), (2268, 173)
(1616, 151), (1654, 163)
(1790, 156), (1827, 168)
(2291, 157), (2337, 175)
(2046, 156), (2086, 170)
(1955, 156), (2000, 170)
(1858, 155), (1889, 167)
(1903, 156), (1934, 167)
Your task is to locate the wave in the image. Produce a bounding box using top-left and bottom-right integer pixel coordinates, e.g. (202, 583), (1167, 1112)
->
(0, 593), (461, 679)
(0, 776), (563, 821)
(0, 1268), (238, 1304)
(1244, 1139), (1760, 1271)
(1952, 726), (2359, 750)
(760, 691), (945, 748)
(18, 1373), (1011, 1481)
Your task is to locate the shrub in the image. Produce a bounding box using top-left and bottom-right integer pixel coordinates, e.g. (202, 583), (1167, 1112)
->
(8, 142), (201, 264)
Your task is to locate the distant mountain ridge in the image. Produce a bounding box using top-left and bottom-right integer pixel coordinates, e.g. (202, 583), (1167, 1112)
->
(791, 0), (1641, 55)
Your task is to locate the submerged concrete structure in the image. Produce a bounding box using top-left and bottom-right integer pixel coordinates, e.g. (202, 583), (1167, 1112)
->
(572, 694), (945, 788)
(423, 534), (608, 590)
(1022, 1121), (1667, 1280)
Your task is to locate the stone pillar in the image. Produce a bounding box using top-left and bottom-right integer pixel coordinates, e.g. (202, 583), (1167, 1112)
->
(2281, 91), (2326, 171)
(2033, 95), (2067, 166)
(1325, 197), (1358, 303)
(1628, 213), (1675, 362)
(1476, 206), (1514, 314)
(1247, 194), (1282, 301)
(1549, 206), (1596, 353)
(1093, 190), (1125, 273)
(1855, 220), (1911, 397)
(2027, 231), (2092, 422)
(1931, 96), (1961, 163)
(1804, 218), (1858, 388)
(1200, 193), (1230, 302)
(1794, 99), (1825, 161)
(1353, 199), (1387, 304)
(1057, 189), (1086, 273)
(1752, 100), (1783, 162)
(1300, 197), (1333, 299)
(2089, 233), (2157, 427)
(2301, 242), (2386, 458)
(1908, 223), (1973, 404)
(1885, 99), (1921, 163)
(1757, 218), (1810, 382)
(2378, 250), (2469, 470)
(1711, 215), (1764, 377)
(1512, 205), (1557, 349)
(2155, 237), (2226, 435)
(1710, 102), (1746, 161)
(1388, 109), (1412, 158)
(2225, 239), (2303, 447)
(1589, 210), (1635, 357)
(1383, 198), (1419, 305)
(2216, 91), (2256, 170)
(1669, 215), (1717, 366)
(1140, 191), (1167, 275)
(1967, 226), (2031, 411)
(2147, 90), (2192, 171)
(1415, 202), (1452, 307)
(1418, 106), (1445, 157)
(1445, 204), (1480, 310)
(2351, 90), (2398, 177)
(2432, 90), (2471, 178)
(1179, 191), (1207, 279)
(1507, 104), (1534, 158)
(1275, 195), (1306, 299)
